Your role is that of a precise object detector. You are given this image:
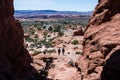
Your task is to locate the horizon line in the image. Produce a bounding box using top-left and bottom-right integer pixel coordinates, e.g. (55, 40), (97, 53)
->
(15, 9), (93, 12)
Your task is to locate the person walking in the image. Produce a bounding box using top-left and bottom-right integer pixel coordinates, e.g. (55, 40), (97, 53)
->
(43, 50), (46, 55)
(62, 47), (65, 55)
(58, 48), (61, 55)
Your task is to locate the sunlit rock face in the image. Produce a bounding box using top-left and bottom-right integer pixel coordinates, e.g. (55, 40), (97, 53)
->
(77, 0), (120, 79)
(0, 0), (38, 80)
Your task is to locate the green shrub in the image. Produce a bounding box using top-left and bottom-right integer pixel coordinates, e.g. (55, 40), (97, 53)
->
(40, 39), (46, 45)
(25, 37), (34, 42)
(75, 51), (82, 55)
(36, 25), (42, 30)
(40, 39), (53, 48)
(58, 31), (64, 36)
(72, 40), (79, 45)
(30, 44), (35, 48)
(48, 26), (53, 31)
(34, 34), (38, 38)
(46, 49), (56, 53)
(29, 28), (35, 35)
(34, 50), (42, 55)
(68, 60), (74, 67)
(74, 46), (78, 49)
(43, 26), (46, 29)
(54, 25), (61, 32)
(34, 24), (37, 27)
(29, 48), (35, 51)
(36, 42), (42, 48)
(34, 38), (38, 43)
(45, 41), (53, 48)
(63, 21), (68, 24)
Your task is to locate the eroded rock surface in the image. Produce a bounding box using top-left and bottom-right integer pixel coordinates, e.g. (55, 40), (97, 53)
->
(73, 27), (84, 36)
(77, 0), (120, 79)
(0, 0), (38, 80)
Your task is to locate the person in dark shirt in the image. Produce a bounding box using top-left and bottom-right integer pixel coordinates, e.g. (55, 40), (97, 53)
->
(58, 48), (61, 55)
(62, 47), (65, 55)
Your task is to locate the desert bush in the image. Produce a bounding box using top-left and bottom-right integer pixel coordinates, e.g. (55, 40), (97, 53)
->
(46, 49), (56, 53)
(29, 28), (35, 35)
(45, 41), (53, 48)
(74, 46), (78, 49)
(34, 50), (42, 55)
(36, 25), (42, 30)
(25, 37), (34, 42)
(40, 39), (53, 48)
(43, 26), (46, 29)
(68, 60), (75, 67)
(29, 48), (35, 51)
(34, 34), (38, 38)
(36, 42), (42, 48)
(67, 52), (70, 54)
(48, 26), (53, 31)
(58, 31), (64, 36)
(30, 44), (35, 48)
(40, 39), (46, 45)
(63, 21), (68, 24)
(53, 25), (61, 32)
(72, 40), (79, 45)
(75, 51), (82, 55)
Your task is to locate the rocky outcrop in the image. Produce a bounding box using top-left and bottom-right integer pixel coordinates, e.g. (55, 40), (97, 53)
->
(0, 0), (38, 80)
(78, 0), (120, 79)
(73, 27), (84, 36)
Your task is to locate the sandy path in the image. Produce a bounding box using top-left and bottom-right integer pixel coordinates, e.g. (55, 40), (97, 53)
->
(45, 53), (81, 80)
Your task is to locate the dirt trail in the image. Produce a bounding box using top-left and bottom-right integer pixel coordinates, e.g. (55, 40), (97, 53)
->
(32, 52), (81, 80)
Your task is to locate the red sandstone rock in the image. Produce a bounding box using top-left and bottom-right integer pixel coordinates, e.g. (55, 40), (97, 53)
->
(0, 0), (38, 80)
(78, 0), (120, 79)
(73, 27), (84, 36)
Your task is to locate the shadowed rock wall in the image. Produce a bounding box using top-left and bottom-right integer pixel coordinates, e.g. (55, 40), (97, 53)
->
(78, 0), (120, 79)
(0, 0), (38, 80)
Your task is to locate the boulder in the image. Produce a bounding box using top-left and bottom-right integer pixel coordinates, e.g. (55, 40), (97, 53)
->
(24, 33), (30, 38)
(73, 27), (84, 36)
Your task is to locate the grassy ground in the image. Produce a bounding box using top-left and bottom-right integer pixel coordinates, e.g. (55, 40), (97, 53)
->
(20, 17), (90, 28)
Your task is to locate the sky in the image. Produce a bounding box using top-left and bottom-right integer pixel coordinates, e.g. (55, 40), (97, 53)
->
(14, 0), (98, 11)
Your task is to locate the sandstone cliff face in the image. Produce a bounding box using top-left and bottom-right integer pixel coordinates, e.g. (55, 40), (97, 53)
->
(0, 0), (38, 80)
(78, 0), (120, 79)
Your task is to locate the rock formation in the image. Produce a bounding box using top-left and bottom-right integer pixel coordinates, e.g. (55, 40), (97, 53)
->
(77, 0), (120, 79)
(73, 27), (84, 36)
(0, 0), (38, 80)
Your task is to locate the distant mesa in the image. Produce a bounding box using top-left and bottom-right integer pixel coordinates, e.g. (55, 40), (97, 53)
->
(15, 10), (92, 15)
(14, 10), (92, 19)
